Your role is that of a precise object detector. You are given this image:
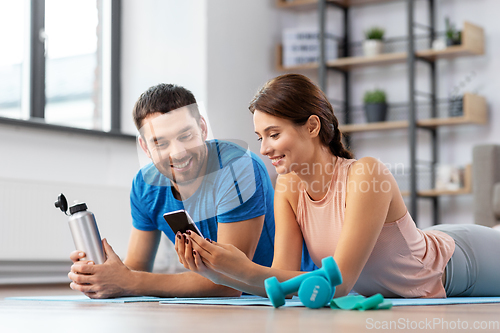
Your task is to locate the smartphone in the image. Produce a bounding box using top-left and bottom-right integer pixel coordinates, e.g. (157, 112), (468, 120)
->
(163, 209), (203, 237)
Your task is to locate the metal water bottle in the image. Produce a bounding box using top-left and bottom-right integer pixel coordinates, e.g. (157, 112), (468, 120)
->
(55, 193), (106, 264)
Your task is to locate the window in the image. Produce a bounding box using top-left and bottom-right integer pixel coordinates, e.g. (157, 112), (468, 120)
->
(0, 0), (120, 133)
(0, 1), (26, 120)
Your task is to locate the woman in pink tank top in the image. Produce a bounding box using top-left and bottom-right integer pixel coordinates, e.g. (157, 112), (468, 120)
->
(176, 74), (500, 299)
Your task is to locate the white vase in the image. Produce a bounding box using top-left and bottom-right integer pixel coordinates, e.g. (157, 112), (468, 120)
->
(362, 40), (383, 57)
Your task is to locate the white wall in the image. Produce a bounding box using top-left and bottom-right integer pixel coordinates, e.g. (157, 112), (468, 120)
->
(205, 0), (281, 178)
(121, 0), (207, 135)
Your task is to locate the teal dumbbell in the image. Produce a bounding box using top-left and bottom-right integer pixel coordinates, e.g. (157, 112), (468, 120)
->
(264, 256), (342, 308)
(298, 275), (333, 309)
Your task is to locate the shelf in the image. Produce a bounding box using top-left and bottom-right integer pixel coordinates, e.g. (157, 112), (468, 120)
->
(401, 165), (472, 197)
(277, 22), (484, 71)
(416, 22), (484, 61)
(417, 94), (487, 128)
(328, 52), (407, 71)
(276, 45), (408, 71)
(338, 93), (486, 133)
(276, 0), (398, 9)
(339, 120), (409, 133)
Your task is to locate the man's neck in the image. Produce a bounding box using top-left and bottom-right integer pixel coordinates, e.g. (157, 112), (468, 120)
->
(171, 177), (203, 201)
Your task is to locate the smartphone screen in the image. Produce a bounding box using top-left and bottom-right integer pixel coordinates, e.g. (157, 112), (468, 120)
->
(163, 210), (203, 237)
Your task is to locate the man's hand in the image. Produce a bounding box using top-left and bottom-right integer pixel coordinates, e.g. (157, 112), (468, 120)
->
(68, 239), (135, 299)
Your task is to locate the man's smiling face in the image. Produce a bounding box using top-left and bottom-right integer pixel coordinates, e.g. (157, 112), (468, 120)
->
(139, 107), (208, 186)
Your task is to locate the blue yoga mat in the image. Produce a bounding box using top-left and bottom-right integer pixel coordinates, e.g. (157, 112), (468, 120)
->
(389, 297), (500, 306)
(160, 295), (289, 306)
(4, 295), (260, 303)
(7, 295), (500, 306)
(4, 295), (164, 303)
(159, 296), (500, 307)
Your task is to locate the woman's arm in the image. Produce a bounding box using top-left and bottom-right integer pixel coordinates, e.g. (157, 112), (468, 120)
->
(332, 157), (405, 297)
(270, 173), (305, 270)
(183, 232), (305, 297)
(177, 173), (307, 294)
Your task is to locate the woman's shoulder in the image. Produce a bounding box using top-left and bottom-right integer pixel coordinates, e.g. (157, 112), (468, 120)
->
(348, 156), (392, 180)
(274, 173), (303, 207)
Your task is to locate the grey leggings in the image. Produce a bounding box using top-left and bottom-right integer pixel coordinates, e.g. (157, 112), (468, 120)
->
(425, 224), (500, 297)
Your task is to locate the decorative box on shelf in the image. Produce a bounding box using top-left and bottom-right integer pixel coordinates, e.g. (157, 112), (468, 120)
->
(282, 26), (338, 67)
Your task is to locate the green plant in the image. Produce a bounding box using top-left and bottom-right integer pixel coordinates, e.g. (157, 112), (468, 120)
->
(363, 89), (387, 104)
(364, 27), (385, 40)
(445, 17), (461, 43)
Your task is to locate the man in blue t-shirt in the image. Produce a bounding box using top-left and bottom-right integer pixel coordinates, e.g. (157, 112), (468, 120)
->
(67, 83), (277, 298)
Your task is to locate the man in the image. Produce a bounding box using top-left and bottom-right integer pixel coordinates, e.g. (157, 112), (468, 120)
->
(68, 83), (276, 298)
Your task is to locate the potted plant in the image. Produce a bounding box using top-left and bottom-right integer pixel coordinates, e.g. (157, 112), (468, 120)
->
(364, 89), (388, 123)
(445, 17), (461, 46)
(363, 27), (385, 57)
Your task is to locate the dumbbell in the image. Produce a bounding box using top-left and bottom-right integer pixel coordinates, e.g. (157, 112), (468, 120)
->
(264, 256), (342, 308)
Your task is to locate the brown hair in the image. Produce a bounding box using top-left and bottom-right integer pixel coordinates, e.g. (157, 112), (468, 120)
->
(132, 83), (199, 130)
(249, 74), (353, 159)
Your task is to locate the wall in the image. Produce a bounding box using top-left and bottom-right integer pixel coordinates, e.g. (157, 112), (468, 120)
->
(121, 0), (208, 135)
(206, 0), (279, 159)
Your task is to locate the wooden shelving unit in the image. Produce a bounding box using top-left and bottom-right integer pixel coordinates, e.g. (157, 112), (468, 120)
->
(276, 22), (484, 72)
(338, 93), (487, 133)
(401, 165), (472, 197)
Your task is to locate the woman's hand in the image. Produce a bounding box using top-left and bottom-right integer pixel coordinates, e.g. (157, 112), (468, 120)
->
(174, 231), (254, 285)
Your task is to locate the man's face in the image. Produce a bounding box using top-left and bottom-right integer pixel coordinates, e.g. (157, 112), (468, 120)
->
(139, 108), (208, 186)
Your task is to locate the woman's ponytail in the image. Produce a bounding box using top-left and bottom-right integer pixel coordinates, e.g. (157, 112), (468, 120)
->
(328, 125), (353, 159)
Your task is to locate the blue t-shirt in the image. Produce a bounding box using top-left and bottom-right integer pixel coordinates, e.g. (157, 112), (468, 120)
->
(131, 140), (275, 267)
(131, 139), (317, 271)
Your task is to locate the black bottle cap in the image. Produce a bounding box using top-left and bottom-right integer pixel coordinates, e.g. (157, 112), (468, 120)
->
(69, 203), (88, 215)
(55, 193), (68, 215)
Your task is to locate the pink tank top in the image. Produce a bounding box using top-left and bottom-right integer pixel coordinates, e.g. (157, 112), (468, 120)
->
(296, 157), (455, 298)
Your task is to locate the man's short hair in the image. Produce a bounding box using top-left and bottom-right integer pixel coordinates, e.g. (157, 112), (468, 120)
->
(132, 83), (200, 130)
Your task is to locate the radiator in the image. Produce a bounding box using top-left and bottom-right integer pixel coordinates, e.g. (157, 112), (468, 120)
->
(0, 177), (132, 284)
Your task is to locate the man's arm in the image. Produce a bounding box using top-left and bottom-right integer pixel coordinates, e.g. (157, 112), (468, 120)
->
(123, 227), (161, 272)
(217, 215), (264, 262)
(132, 215), (265, 297)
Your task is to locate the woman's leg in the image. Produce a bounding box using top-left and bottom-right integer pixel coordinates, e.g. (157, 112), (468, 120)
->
(425, 224), (500, 297)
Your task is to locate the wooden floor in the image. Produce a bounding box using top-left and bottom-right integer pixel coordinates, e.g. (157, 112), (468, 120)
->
(1, 284), (500, 333)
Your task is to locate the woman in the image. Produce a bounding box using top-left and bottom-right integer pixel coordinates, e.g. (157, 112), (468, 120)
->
(175, 74), (500, 298)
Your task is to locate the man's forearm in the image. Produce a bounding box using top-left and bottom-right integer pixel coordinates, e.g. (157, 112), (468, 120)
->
(127, 270), (242, 297)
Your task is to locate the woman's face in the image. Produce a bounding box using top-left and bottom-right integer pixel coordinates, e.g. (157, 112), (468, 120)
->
(253, 110), (311, 175)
